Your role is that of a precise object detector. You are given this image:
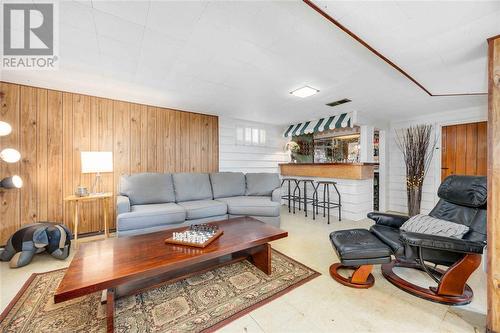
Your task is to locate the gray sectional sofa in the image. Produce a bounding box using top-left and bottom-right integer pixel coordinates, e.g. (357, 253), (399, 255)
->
(116, 172), (281, 237)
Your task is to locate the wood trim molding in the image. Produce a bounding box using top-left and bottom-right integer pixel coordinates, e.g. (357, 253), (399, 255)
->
(303, 0), (488, 97)
(487, 34), (500, 43)
(487, 35), (500, 333)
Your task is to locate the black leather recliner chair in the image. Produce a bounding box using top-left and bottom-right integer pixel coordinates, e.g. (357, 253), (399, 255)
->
(368, 175), (487, 305)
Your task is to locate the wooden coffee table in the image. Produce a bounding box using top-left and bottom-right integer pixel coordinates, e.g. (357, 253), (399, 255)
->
(54, 217), (288, 332)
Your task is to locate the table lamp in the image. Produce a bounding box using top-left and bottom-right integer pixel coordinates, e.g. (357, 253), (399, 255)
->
(81, 151), (113, 194)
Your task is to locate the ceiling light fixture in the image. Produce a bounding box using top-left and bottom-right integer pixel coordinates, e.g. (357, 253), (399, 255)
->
(290, 86), (319, 98)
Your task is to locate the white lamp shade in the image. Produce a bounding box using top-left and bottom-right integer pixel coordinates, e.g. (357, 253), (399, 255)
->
(0, 121), (12, 136)
(81, 151), (113, 173)
(0, 148), (21, 163)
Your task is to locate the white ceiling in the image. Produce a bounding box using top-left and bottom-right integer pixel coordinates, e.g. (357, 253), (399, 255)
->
(2, 0), (497, 126)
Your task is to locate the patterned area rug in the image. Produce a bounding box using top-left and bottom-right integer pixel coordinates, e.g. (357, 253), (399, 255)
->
(0, 250), (319, 333)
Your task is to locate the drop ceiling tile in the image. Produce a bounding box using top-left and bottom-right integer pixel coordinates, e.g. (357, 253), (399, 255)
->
(201, 1), (260, 33)
(60, 24), (99, 53)
(93, 8), (144, 45)
(161, 73), (195, 96)
(74, 1), (92, 7)
(147, 1), (208, 41)
(331, 2), (407, 35)
(99, 53), (138, 82)
(139, 28), (185, 71)
(97, 34), (141, 60)
(59, 41), (100, 65)
(134, 61), (169, 88)
(208, 1), (295, 49)
(397, 1), (477, 26)
(91, 0), (150, 26)
(60, 1), (95, 31)
(193, 56), (253, 88)
(59, 52), (101, 73)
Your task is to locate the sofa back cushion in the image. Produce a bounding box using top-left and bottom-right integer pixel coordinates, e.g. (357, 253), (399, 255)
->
(120, 173), (175, 205)
(245, 173), (280, 196)
(173, 173), (213, 202)
(210, 172), (246, 199)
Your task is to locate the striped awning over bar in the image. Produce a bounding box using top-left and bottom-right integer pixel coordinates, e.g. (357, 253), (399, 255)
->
(283, 112), (353, 137)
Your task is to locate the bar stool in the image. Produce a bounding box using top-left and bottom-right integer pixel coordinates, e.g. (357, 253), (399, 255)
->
(280, 178), (300, 213)
(294, 179), (316, 219)
(313, 181), (342, 224)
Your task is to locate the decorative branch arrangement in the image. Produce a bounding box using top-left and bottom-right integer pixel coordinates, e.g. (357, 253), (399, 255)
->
(395, 124), (436, 216)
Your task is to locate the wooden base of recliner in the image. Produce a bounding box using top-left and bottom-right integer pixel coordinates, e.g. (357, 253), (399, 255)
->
(329, 263), (375, 288)
(381, 254), (481, 305)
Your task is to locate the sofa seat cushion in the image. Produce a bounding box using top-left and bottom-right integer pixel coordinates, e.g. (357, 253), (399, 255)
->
(117, 203), (186, 232)
(370, 224), (404, 256)
(177, 200), (227, 220)
(216, 196), (280, 217)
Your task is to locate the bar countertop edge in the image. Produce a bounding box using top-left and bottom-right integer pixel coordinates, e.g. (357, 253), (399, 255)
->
(278, 162), (379, 166)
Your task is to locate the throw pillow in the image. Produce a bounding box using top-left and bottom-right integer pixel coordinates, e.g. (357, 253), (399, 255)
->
(400, 214), (469, 239)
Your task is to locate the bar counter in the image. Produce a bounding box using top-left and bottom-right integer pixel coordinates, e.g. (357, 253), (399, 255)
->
(278, 163), (377, 221)
(279, 162), (376, 180)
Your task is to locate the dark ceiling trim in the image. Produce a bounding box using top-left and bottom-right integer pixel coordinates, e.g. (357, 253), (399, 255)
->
(303, 0), (488, 97)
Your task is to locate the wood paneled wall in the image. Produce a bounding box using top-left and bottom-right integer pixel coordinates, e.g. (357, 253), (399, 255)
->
(441, 122), (487, 180)
(0, 82), (218, 244)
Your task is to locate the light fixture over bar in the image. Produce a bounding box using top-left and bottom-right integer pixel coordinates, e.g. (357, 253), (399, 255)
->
(290, 86), (319, 98)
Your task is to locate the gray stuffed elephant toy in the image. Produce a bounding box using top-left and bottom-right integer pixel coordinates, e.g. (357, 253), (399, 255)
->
(0, 222), (72, 268)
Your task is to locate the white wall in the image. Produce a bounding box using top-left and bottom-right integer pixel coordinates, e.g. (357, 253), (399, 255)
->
(387, 105), (487, 215)
(289, 176), (373, 221)
(359, 125), (375, 163)
(219, 116), (289, 173)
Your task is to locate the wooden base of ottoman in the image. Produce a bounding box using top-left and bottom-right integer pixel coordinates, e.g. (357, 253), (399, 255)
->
(329, 263), (375, 289)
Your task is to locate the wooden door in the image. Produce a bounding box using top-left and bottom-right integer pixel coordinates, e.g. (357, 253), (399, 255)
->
(441, 122), (487, 180)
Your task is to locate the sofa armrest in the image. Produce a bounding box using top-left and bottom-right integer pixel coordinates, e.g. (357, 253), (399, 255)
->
(116, 195), (131, 215)
(271, 188), (281, 203)
(400, 232), (485, 254)
(367, 212), (409, 229)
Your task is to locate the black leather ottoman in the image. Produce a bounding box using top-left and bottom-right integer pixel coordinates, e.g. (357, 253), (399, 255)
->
(329, 229), (392, 288)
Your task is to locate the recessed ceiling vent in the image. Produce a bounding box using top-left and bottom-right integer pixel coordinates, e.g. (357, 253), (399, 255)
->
(326, 98), (351, 107)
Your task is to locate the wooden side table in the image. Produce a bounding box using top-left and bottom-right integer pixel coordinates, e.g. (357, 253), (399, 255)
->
(64, 192), (113, 248)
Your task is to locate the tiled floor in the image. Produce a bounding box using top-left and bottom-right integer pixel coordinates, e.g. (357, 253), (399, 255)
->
(0, 208), (486, 332)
